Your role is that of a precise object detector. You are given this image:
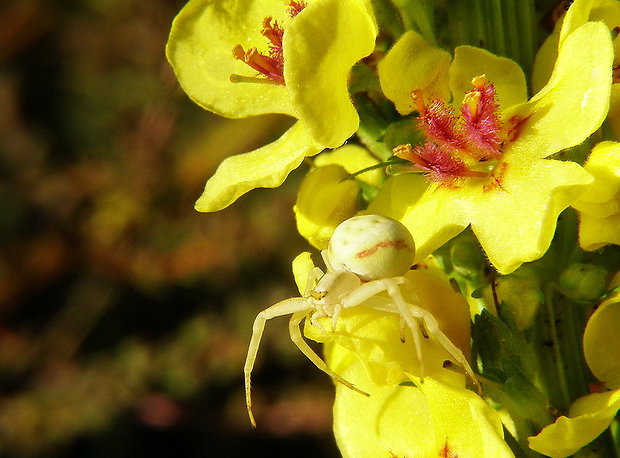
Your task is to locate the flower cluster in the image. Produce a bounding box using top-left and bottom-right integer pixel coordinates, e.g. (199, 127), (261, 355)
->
(167, 0), (620, 456)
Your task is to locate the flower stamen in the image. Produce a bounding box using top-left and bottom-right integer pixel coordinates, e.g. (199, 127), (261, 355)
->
(261, 17), (284, 48)
(393, 144), (487, 185)
(230, 1), (307, 85)
(395, 77), (523, 186)
(232, 45), (284, 84)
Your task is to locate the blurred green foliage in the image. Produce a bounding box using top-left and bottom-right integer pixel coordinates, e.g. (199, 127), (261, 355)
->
(0, 0), (338, 456)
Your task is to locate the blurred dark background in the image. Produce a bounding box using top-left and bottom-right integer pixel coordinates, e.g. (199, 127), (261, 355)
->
(0, 0), (339, 456)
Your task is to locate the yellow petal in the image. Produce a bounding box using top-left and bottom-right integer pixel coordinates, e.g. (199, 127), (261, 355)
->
(558, 0), (596, 44)
(583, 298), (620, 389)
(531, 0), (594, 92)
(575, 141), (620, 204)
(573, 141), (620, 249)
(528, 390), (620, 458)
(194, 122), (322, 212)
(292, 251), (315, 295)
(367, 174), (469, 263)
(449, 46), (527, 111)
(294, 165), (360, 250)
(533, 0), (620, 92)
(284, 0), (377, 148)
(579, 212), (620, 250)
(469, 158), (593, 274)
(576, 200), (619, 218)
(505, 22), (613, 161)
(330, 352), (512, 458)
(558, 0), (620, 46)
(377, 30), (451, 114)
(166, 0), (294, 117)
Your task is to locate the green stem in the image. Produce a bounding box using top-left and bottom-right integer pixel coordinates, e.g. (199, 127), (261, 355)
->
(449, 0), (537, 78)
(542, 284), (572, 411)
(515, 0), (537, 81)
(491, 0), (506, 56)
(448, 1), (470, 48)
(535, 283), (590, 416)
(504, 0), (520, 65)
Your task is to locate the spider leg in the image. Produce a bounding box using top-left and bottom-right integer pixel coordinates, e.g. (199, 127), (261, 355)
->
(340, 278), (427, 380)
(288, 311), (370, 397)
(304, 267), (324, 297)
(378, 278), (428, 380)
(388, 280), (481, 392)
(418, 311), (481, 393)
(309, 308), (328, 332)
(244, 297), (310, 427)
(330, 303), (342, 331)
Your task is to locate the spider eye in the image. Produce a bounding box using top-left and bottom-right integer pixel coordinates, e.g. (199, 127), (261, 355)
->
(327, 215), (415, 280)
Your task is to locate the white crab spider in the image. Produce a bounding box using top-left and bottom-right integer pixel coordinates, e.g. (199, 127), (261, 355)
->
(244, 214), (478, 426)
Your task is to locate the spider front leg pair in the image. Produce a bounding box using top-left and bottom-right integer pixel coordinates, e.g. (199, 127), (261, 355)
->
(243, 292), (369, 427)
(324, 274), (479, 389)
(243, 214), (479, 426)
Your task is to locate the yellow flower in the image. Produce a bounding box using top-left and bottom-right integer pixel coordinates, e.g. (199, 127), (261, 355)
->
(304, 269), (512, 457)
(166, 0), (377, 211)
(369, 22), (612, 274)
(330, 356), (514, 458)
(533, 0), (620, 138)
(572, 141), (620, 250)
(528, 389), (620, 458)
(583, 276), (620, 390)
(378, 30), (527, 115)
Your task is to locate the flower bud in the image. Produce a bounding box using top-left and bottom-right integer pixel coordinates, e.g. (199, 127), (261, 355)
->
(450, 238), (484, 278)
(294, 165), (359, 249)
(559, 263), (608, 303)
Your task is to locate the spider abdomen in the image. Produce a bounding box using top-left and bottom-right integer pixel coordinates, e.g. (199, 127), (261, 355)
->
(326, 215), (415, 281)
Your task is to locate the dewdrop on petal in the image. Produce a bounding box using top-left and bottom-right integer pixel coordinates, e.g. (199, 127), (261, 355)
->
(326, 215), (416, 281)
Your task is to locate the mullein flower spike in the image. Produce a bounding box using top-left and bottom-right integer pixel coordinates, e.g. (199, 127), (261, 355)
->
(165, 0), (620, 456)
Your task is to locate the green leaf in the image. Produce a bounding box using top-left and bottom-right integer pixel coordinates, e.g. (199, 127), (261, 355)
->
(472, 309), (537, 382)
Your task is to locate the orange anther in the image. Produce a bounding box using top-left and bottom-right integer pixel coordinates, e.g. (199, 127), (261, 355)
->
(412, 89), (427, 117)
